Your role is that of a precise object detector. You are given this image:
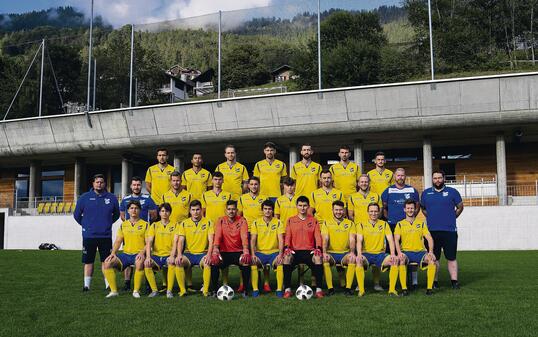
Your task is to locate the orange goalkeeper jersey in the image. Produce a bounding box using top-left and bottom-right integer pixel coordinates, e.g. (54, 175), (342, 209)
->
(213, 215), (249, 253)
(284, 215), (322, 251)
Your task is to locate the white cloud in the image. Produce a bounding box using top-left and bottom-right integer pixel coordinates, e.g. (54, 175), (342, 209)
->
(72, 0), (272, 27)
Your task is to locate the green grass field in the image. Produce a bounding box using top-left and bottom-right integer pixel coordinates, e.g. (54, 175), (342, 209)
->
(1, 250), (537, 337)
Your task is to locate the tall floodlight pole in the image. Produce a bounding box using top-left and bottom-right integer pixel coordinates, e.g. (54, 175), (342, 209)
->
(428, 0), (435, 80)
(85, 0), (94, 127)
(317, 0), (321, 91)
(129, 24), (134, 107)
(38, 39), (45, 117)
(93, 58), (97, 110)
(218, 10), (222, 100)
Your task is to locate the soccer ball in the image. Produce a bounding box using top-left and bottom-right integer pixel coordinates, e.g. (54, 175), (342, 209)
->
(295, 285), (313, 300)
(216, 285), (234, 301)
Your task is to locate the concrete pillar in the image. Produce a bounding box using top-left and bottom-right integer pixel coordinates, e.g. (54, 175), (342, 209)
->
(173, 151), (184, 172)
(74, 157), (86, 201)
(353, 140), (363, 172)
(121, 157), (132, 198)
(423, 138), (433, 189)
(496, 134), (508, 206)
(28, 160), (41, 208)
(289, 144), (298, 170)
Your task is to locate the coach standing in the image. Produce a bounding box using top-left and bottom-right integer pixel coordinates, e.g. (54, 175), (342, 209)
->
(74, 174), (120, 292)
(421, 170), (464, 289)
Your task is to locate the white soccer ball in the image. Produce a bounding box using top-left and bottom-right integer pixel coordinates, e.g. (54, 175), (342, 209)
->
(216, 285), (235, 301)
(295, 285), (313, 300)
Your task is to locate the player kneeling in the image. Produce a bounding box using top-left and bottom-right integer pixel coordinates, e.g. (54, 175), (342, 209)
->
(171, 200), (214, 297)
(144, 203), (178, 298)
(282, 196), (324, 299)
(250, 200), (285, 297)
(395, 199), (436, 295)
(103, 200), (149, 298)
(321, 200), (357, 296)
(355, 203), (399, 297)
(210, 200), (252, 297)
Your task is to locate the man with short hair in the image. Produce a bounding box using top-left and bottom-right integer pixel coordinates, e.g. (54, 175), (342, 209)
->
(310, 170), (346, 222)
(329, 145), (360, 199)
(290, 144), (322, 198)
(275, 177), (298, 227)
(119, 176), (158, 290)
(395, 200), (437, 295)
(238, 176), (267, 226)
(202, 171), (233, 224)
(355, 203), (399, 297)
(74, 174), (120, 292)
(253, 142), (287, 200)
(163, 172), (192, 225)
(210, 200), (252, 297)
(145, 148), (175, 204)
(181, 153), (213, 201)
(215, 145), (249, 200)
(282, 196), (324, 299)
(250, 200), (285, 297)
(102, 200), (149, 298)
(321, 200), (356, 296)
(367, 152), (394, 196)
(421, 170), (464, 290)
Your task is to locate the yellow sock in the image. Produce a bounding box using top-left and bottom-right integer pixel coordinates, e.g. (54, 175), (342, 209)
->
(355, 264), (365, 295)
(323, 262), (334, 289)
(251, 265), (259, 291)
(263, 267), (270, 286)
(222, 267), (229, 285)
(186, 267), (193, 287)
(104, 269), (117, 293)
(202, 266), (211, 295)
(167, 265), (176, 292)
(427, 264), (436, 290)
(276, 265), (284, 291)
(174, 266), (186, 295)
(388, 265), (398, 294)
(373, 266), (381, 285)
(345, 264), (356, 289)
(399, 265), (408, 290)
(143, 268), (156, 292)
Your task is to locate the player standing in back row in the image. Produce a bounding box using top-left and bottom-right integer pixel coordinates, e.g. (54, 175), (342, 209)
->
(253, 142), (287, 201)
(181, 153), (212, 201)
(215, 145), (249, 200)
(329, 145), (360, 200)
(145, 148), (175, 205)
(367, 152), (394, 197)
(290, 144), (322, 198)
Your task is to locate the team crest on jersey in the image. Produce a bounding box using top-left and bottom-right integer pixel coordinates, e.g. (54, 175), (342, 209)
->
(258, 199), (263, 203)
(235, 168), (241, 172)
(169, 227), (175, 232)
(140, 200), (145, 205)
(201, 174), (206, 178)
(385, 174), (390, 178)
(405, 194), (410, 199)
(370, 197), (375, 202)
(104, 198), (110, 204)
(311, 167), (316, 172)
(443, 191), (449, 197)
(332, 194), (337, 198)
(222, 195), (227, 200)
(181, 197), (187, 201)
(138, 225), (143, 230)
(276, 164), (281, 168)
(350, 168), (354, 172)
(307, 221), (313, 228)
(271, 224), (277, 230)
(378, 225), (383, 230)
(167, 171), (172, 175)
(416, 224), (421, 228)
(201, 224), (207, 230)
(344, 224), (349, 229)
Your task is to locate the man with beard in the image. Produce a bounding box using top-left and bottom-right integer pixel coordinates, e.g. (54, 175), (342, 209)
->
(290, 144), (322, 199)
(367, 152), (394, 197)
(329, 145), (360, 199)
(145, 148), (175, 205)
(310, 170), (346, 222)
(421, 170), (464, 290)
(181, 153), (213, 201)
(253, 142), (287, 201)
(215, 145), (249, 200)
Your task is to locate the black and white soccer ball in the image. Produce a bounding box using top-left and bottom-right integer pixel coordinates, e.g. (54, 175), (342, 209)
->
(217, 285), (235, 301)
(295, 285), (313, 300)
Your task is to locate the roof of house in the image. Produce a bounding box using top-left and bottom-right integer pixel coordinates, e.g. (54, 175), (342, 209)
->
(271, 64), (292, 75)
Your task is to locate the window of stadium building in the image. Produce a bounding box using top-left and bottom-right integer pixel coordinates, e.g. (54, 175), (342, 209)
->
(41, 169), (65, 199)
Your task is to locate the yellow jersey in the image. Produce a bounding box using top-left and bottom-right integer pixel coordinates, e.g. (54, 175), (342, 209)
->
(238, 193), (267, 226)
(177, 217), (214, 254)
(162, 189), (192, 225)
(321, 218), (355, 254)
(117, 219), (149, 255)
(275, 194), (298, 229)
(367, 168), (394, 196)
(147, 221), (177, 257)
(394, 219), (429, 252)
(253, 159), (287, 197)
(290, 161), (322, 198)
(181, 168), (213, 201)
(250, 217), (284, 254)
(310, 188), (346, 222)
(357, 220), (392, 254)
(329, 162), (360, 198)
(348, 190), (382, 224)
(201, 190), (233, 224)
(215, 162), (249, 199)
(145, 164), (175, 204)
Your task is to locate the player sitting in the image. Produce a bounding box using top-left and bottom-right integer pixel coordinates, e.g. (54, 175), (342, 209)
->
(103, 200), (149, 298)
(321, 200), (356, 296)
(394, 199), (437, 295)
(143, 202), (178, 298)
(355, 203), (399, 296)
(171, 200), (214, 297)
(250, 200), (285, 297)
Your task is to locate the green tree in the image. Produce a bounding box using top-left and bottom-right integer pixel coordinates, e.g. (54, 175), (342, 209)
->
(221, 42), (270, 89)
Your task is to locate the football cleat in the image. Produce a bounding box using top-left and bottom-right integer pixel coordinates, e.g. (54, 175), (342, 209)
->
(263, 284), (271, 292)
(252, 290), (260, 298)
(132, 291), (141, 298)
(166, 291), (174, 299)
(401, 290), (409, 297)
(374, 284), (384, 292)
(326, 288), (335, 296)
(451, 281), (460, 290)
(433, 281), (439, 289)
(426, 289), (434, 296)
(283, 290), (293, 299)
(123, 281), (131, 291)
(388, 291), (399, 297)
(315, 290), (324, 299)
(148, 291), (159, 298)
(82, 286), (90, 292)
(276, 290), (283, 298)
(344, 289), (354, 297)
(105, 291), (118, 298)
(236, 284), (245, 293)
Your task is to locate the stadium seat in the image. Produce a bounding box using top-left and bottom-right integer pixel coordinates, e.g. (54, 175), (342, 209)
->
(70, 203), (76, 213)
(56, 202), (65, 213)
(37, 203), (45, 214)
(63, 202), (72, 214)
(50, 202), (58, 214)
(43, 203), (51, 214)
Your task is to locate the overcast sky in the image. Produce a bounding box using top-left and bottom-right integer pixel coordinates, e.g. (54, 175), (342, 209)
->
(0, 0), (402, 27)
